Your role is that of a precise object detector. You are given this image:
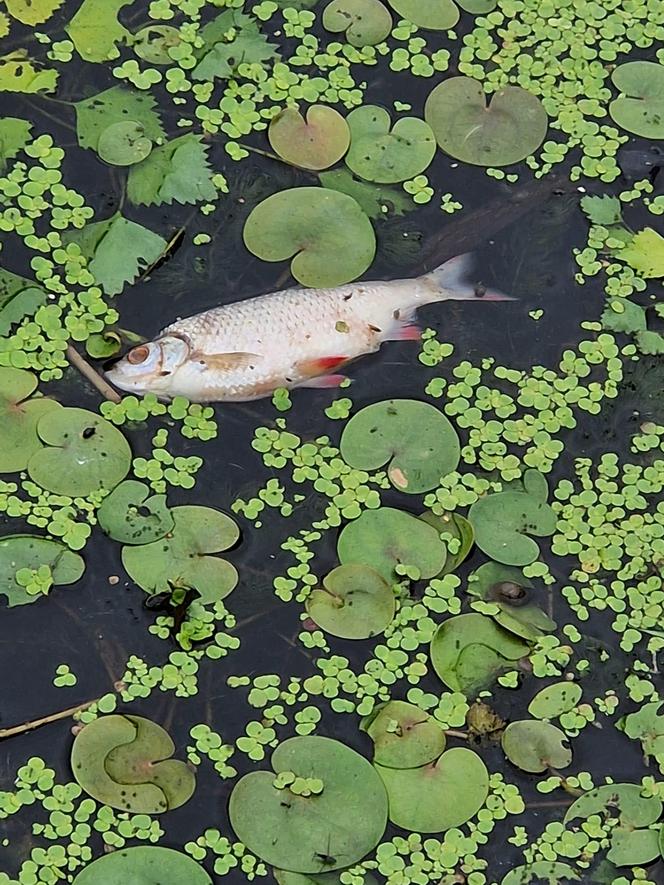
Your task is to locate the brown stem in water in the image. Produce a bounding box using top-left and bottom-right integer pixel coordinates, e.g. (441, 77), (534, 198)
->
(0, 698), (100, 741)
(66, 344), (121, 403)
(444, 729), (469, 740)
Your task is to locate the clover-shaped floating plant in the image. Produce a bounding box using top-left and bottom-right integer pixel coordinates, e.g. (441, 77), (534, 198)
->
(0, 535), (85, 607)
(71, 714), (195, 813)
(229, 736), (388, 873)
(340, 399), (460, 493)
(363, 700), (446, 769)
(0, 367), (61, 473)
(425, 77), (548, 166)
(306, 564), (395, 639)
(72, 846), (212, 884)
(243, 187), (376, 287)
(269, 106), (351, 171)
(122, 505), (240, 602)
(345, 106), (436, 184)
(98, 480), (174, 545)
(322, 0), (392, 47)
(468, 469), (556, 566)
(501, 720), (572, 774)
(467, 561), (556, 641)
(609, 61), (664, 139)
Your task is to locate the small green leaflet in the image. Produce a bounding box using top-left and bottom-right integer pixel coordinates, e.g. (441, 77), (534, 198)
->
(127, 135), (216, 207)
(66, 0), (133, 63)
(65, 213), (166, 296)
(74, 86), (165, 152)
(193, 10), (279, 81)
(0, 51), (58, 92)
(579, 194), (623, 226)
(0, 117), (32, 170)
(620, 227), (664, 278)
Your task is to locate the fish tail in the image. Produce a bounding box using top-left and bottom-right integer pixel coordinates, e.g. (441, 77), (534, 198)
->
(418, 253), (515, 303)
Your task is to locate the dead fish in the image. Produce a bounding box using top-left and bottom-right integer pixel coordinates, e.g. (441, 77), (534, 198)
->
(105, 253), (512, 403)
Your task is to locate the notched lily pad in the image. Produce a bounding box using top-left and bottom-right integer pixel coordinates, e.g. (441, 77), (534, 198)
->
(528, 682), (583, 720)
(610, 61), (664, 138)
(98, 480), (174, 545)
(340, 399), (460, 494)
(501, 720), (572, 773)
(345, 106), (436, 184)
(73, 847), (212, 884)
(71, 714), (195, 813)
(386, 0), (459, 30)
(269, 106), (350, 171)
(564, 783), (663, 829)
(0, 535), (85, 607)
(306, 564), (395, 639)
(97, 121), (153, 166)
(322, 0), (392, 47)
(0, 366), (60, 473)
(363, 700), (445, 769)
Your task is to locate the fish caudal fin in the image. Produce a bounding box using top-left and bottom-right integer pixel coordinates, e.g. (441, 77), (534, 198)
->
(420, 253), (515, 303)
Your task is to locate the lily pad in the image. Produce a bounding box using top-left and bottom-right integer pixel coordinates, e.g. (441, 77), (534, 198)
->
(345, 106), (436, 184)
(71, 714), (195, 813)
(97, 121), (153, 166)
(243, 187), (376, 288)
(0, 367), (61, 473)
(122, 505), (239, 602)
(337, 507), (447, 582)
(269, 106), (351, 171)
(430, 613), (529, 694)
(322, 0), (392, 47)
(73, 847), (212, 885)
(363, 700), (445, 768)
(386, 0), (459, 30)
(425, 77), (548, 166)
(340, 399), (460, 493)
(97, 480), (174, 545)
(132, 25), (182, 64)
(609, 62), (664, 138)
(27, 407), (131, 496)
(467, 561), (555, 641)
(420, 512), (474, 574)
(229, 736), (388, 873)
(275, 873), (378, 885)
(606, 828), (661, 866)
(0, 535), (85, 607)
(528, 682), (583, 720)
(458, 0), (497, 10)
(501, 721), (572, 773)
(374, 747), (489, 833)
(501, 862), (579, 885)
(564, 783), (663, 829)
(306, 564), (395, 639)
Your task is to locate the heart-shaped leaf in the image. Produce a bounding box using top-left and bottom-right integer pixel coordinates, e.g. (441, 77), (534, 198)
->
(340, 399), (460, 493)
(97, 121), (153, 166)
(72, 847), (211, 884)
(0, 367), (61, 473)
(425, 77), (548, 166)
(97, 480), (174, 545)
(322, 0), (392, 46)
(501, 720), (572, 773)
(610, 61), (664, 138)
(0, 535), (84, 607)
(528, 682), (583, 720)
(306, 564), (395, 639)
(71, 714), (195, 813)
(345, 106), (436, 184)
(269, 106), (351, 171)
(386, 0), (459, 29)
(363, 700), (445, 769)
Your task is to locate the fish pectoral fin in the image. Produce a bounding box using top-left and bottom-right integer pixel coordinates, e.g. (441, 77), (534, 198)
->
(295, 355), (350, 376)
(297, 374), (350, 390)
(192, 351), (263, 371)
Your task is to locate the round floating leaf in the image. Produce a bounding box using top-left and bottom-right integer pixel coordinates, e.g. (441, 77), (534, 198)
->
(340, 399), (460, 494)
(501, 862), (579, 885)
(607, 827), (661, 866)
(364, 700), (445, 769)
(97, 121), (153, 166)
(528, 682), (583, 720)
(345, 106), (436, 184)
(132, 25), (182, 64)
(0, 535), (84, 607)
(71, 714), (195, 813)
(425, 77), (548, 167)
(467, 561), (555, 641)
(501, 721), (572, 773)
(430, 613), (529, 693)
(243, 188), (376, 287)
(322, 0), (392, 47)
(386, 0), (459, 30)
(375, 747), (489, 833)
(27, 408), (131, 497)
(306, 564), (395, 639)
(564, 784), (662, 829)
(468, 490), (556, 567)
(122, 505), (239, 602)
(458, 0), (497, 10)
(0, 367), (61, 473)
(337, 507), (447, 582)
(610, 62), (664, 139)
(98, 480), (174, 545)
(420, 511), (474, 574)
(229, 736), (388, 873)
(72, 847), (212, 884)
(269, 106), (350, 171)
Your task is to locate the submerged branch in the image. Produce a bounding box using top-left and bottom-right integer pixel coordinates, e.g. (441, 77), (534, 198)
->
(66, 344), (121, 403)
(0, 698), (100, 741)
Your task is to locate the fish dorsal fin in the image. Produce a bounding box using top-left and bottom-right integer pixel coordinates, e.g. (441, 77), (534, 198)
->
(192, 351), (263, 371)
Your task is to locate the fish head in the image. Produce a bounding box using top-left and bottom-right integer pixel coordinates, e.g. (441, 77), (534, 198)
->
(105, 335), (191, 396)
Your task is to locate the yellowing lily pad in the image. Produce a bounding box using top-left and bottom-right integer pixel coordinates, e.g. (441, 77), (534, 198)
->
(98, 480), (174, 545)
(97, 121), (153, 166)
(619, 228), (664, 278)
(610, 62), (664, 138)
(0, 535), (84, 607)
(5, 0), (64, 26)
(501, 720), (572, 773)
(528, 682), (583, 720)
(340, 399), (460, 493)
(345, 106), (436, 184)
(386, 0), (459, 30)
(243, 187), (376, 287)
(306, 564), (395, 639)
(425, 77), (548, 166)
(322, 0), (392, 47)
(269, 106), (350, 171)
(0, 367), (61, 473)
(73, 847), (212, 885)
(363, 700), (445, 769)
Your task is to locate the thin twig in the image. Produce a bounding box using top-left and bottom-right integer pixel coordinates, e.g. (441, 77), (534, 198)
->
(0, 698), (100, 741)
(66, 344), (121, 403)
(444, 729), (469, 740)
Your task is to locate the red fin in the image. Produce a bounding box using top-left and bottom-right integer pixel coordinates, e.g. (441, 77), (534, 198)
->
(297, 356), (349, 375)
(297, 374), (349, 389)
(386, 324), (422, 342)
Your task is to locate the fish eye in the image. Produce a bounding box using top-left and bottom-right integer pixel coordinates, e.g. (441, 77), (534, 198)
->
(127, 345), (151, 365)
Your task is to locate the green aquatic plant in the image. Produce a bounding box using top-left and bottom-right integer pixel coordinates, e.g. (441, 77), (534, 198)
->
(73, 846), (212, 883)
(269, 105), (351, 170)
(305, 564), (396, 639)
(345, 106), (437, 184)
(0, 534), (84, 607)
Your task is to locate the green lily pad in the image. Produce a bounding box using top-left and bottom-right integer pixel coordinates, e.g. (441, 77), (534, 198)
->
(564, 784), (663, 829)
(27, 407), (131, 497)
(337, 507), (447, 582)
(97, 480), (174, 545)
(229, 736), (388, 873)
(71, 714), (195, 813)
(0, 535), (85, 607)
(609, 62), (664, 138)
(606, 828), (661, 866)
(501, 862), (579, 885)
(425, 77), (548, 166)
(458, 0), (497, 11)
(467, 561), (555, 641)
(322, 0), (392, 47)
(132, 25), (182, 64)
(528, 682), (583, 720)
(0, 367), (61, 473)
(363, 700), (445, 769)
(345, 106), (436, 184)
(243, 187), (376, 287)
(269, 106), (351, 171)
(430, 613), (529, 694)
(306, 564), (395, 639)
(73, 847), (212, 884)
(275, 873), (378, 885)
(122, 505), (239, 602)
(340, 399), (460, 494)
(374, 747), (488, 833)
(501, 721), (572, 773)
(97, 121), (153, 166)
(419, 511), (474, 574)
(386, 0), (459, 29)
